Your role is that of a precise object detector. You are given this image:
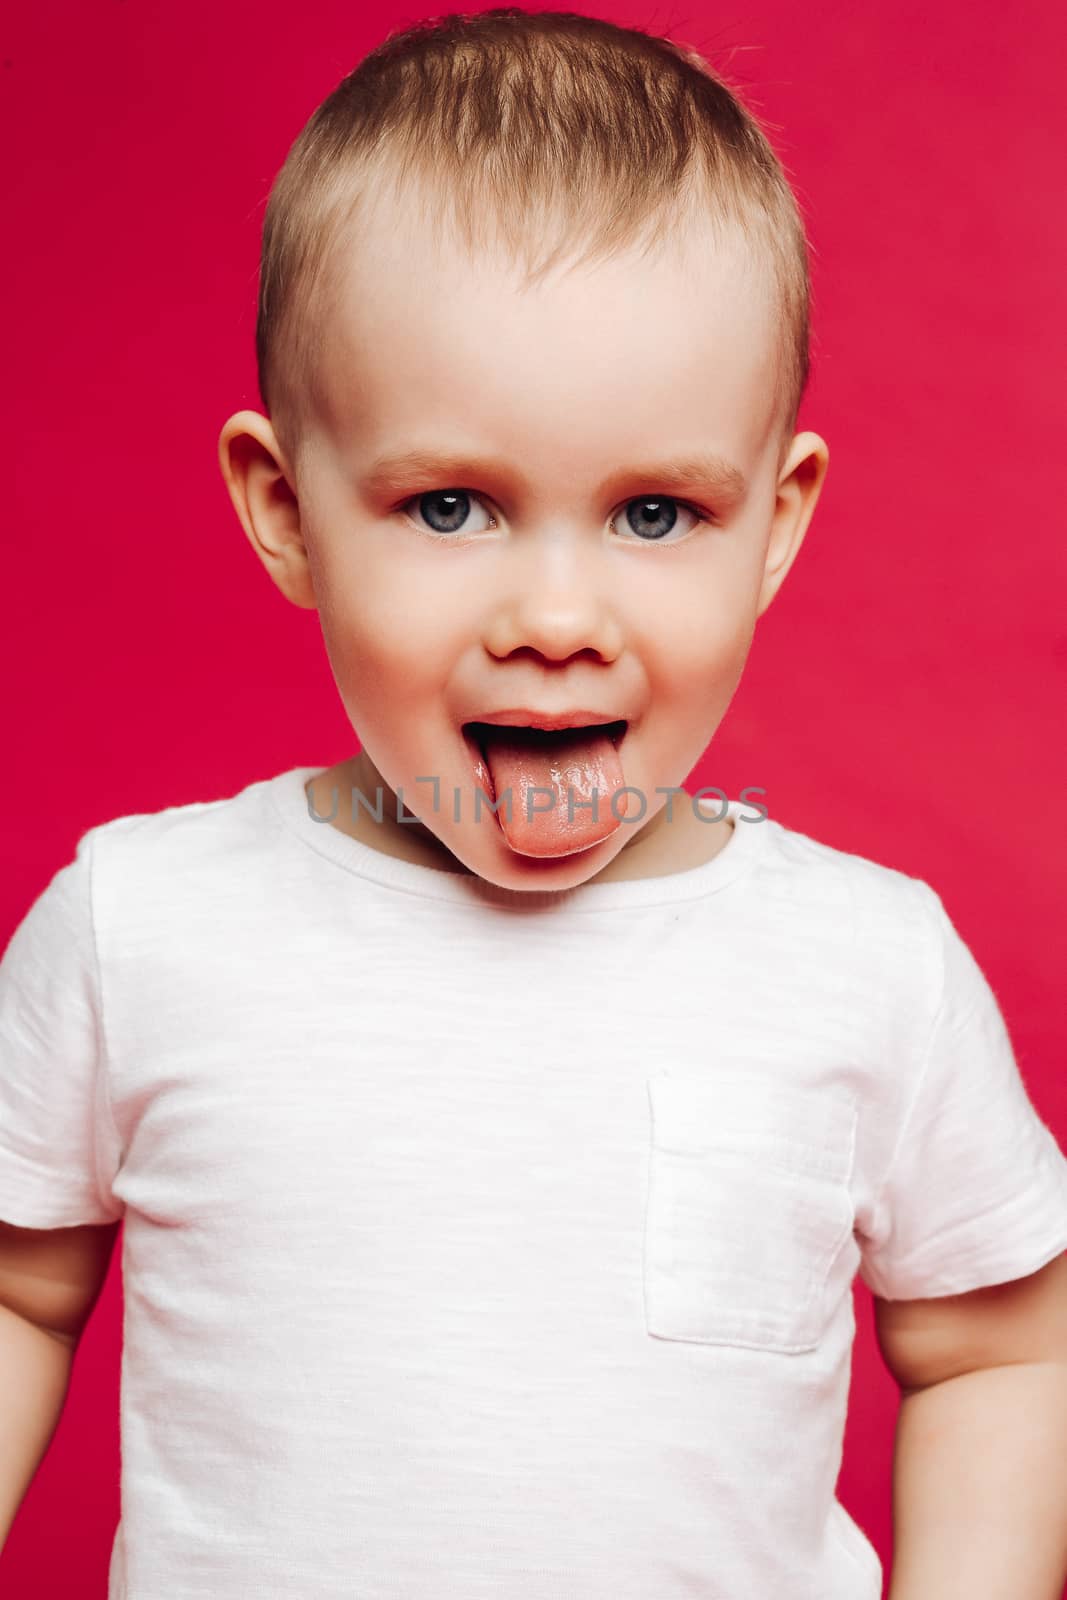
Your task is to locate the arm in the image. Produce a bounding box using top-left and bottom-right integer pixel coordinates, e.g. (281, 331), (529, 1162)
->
(874, 1250), (1067, 1600)
(0, 1304), (76, 1547)
(0, 1218), (120, 1549)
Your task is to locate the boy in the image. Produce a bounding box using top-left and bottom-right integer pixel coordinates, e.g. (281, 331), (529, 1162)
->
(2, 9), (1066, 1598)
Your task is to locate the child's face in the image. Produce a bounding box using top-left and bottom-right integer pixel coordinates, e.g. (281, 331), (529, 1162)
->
(220, 202), (828, 890)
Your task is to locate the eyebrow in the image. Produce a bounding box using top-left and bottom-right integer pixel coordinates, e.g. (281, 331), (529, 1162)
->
(361, 448), (749, 504)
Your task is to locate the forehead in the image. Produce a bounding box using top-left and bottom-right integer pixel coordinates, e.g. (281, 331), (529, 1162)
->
(309, 193), (783, 474)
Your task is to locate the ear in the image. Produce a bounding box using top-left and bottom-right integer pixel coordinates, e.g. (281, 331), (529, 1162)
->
(216, 410), (318, 611)
(755, 430), (830, 618)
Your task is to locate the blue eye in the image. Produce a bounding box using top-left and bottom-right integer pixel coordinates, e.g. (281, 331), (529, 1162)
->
(400, 490), (708, 542)
(622, 498), (691, 542)
(405, 490), (494, 537)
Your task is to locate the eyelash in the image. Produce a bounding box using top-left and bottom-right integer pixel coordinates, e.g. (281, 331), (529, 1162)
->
(396, 489), (717, 543)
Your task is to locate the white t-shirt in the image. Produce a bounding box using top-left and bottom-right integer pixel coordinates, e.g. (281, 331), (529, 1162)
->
(2, 766), (1066, 1600)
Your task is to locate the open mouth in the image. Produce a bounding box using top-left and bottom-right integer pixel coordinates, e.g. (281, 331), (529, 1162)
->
(463, 718), (628, 753)
(459, 719), (631, 855)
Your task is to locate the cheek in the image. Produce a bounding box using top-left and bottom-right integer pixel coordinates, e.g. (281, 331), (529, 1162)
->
(642, 536), (765, 684)
(312, 536), (467, 691)
(640, 589), (754, 691)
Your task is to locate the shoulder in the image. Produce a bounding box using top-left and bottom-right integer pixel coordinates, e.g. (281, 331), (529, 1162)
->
(759, 806), (941, 947)
(747, 809), (945, 1049)
(74, 771), (284, 929)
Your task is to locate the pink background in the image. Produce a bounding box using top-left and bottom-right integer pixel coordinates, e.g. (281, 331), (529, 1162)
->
(2, 1), (1065, 1593)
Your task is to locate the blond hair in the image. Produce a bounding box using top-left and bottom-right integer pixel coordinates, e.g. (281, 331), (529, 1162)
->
(255, 8), (812, 465)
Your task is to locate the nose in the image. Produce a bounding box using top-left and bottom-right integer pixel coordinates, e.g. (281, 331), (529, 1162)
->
(481, 535), (625, 664)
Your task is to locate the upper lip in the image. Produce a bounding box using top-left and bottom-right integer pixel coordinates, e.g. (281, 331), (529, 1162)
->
(464, 709), (628, 732)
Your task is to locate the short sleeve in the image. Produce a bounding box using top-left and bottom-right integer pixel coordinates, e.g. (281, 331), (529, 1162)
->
(0, 831), (125, 1228)
(858, 885), (1067, 1300)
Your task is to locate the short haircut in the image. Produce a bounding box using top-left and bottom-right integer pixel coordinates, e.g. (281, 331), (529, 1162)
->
(255, 8), (812, 466)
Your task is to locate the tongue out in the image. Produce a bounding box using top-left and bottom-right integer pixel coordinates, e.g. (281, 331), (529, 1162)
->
(474, 724), (627, 857)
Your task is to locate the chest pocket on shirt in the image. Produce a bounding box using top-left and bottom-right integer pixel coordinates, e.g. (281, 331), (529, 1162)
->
(643, 1068), (858, 1354)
